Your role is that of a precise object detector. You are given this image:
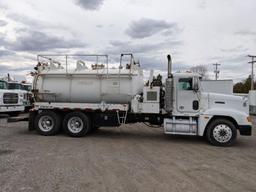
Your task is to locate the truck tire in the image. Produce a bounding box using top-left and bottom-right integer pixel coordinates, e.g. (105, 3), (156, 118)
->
(34, 110), (61, 136)
(206, 118), (237, 147)
(63, 112), (91, 137)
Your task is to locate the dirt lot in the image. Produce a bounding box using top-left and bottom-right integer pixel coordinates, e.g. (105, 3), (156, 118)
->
(0, 115), (256, 192)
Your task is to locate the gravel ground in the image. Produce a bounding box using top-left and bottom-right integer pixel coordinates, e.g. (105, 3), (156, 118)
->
(0, 115), (256, 192)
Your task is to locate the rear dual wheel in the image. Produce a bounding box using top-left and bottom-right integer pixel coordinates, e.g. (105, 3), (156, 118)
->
(63, 112), (91, 137)
(35, 110), (61, 136)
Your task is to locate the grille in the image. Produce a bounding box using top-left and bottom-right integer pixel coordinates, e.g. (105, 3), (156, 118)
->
(3, 93), (19, 104)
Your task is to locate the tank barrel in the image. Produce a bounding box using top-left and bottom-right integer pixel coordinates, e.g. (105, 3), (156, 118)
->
(33, 53), (144, 104)
(167, 54), (172, 78)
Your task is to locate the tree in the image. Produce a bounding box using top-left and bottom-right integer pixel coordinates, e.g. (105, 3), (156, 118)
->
(190, 65), (208, 79)
(233, 82), (244, 93)
(145, 74), (163, 87)
(233, 75), (256, 93)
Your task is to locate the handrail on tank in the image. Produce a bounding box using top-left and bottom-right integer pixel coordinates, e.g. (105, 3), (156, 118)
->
(120, 53), (135, 77)
(37, 54), (109, 75)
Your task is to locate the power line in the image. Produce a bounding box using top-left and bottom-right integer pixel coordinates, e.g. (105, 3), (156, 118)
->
(248, 55), (256, 90)
(213, 63), (221, 80)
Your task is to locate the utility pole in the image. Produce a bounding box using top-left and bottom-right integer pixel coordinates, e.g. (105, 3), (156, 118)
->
(213, 63), (221, 80)
(248, 55), (256, 90)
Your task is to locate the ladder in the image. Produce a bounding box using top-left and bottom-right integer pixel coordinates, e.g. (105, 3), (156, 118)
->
(116, 109), (128, 125)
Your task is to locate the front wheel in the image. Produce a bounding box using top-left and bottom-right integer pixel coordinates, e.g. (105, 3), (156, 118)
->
(206, 118), (237, 147)
(63, 112), (91, 137)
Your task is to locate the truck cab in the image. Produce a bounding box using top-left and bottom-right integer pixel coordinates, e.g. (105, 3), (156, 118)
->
(8, 82), (32, 111)
(0, 80), (24, 116)
(163, 72), (252, 146)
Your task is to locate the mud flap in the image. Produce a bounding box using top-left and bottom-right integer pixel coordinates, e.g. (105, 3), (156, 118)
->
(28, 111), (37, 131)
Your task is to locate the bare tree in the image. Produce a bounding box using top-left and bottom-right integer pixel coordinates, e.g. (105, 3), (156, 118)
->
(190, 65), (208, 79)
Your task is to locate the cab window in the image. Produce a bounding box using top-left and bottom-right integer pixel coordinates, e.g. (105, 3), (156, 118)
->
(178, 78), (193, 90)
(0, 81), (7, 89)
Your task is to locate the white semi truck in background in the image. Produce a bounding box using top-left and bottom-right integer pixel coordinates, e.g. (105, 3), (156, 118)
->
(28, 54), (252, 146)
(0, 79), (24, 116)
(8, 81), (33, 111)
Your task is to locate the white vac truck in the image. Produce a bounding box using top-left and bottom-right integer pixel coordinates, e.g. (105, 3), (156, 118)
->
(28, 54), (252, 146)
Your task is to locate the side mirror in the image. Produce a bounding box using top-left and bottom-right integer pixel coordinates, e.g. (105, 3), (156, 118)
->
(193, 78), (199, 91)
(193, 83), (199, 91)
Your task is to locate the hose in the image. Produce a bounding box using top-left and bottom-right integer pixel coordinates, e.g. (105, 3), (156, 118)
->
(142, 122), (161, 128)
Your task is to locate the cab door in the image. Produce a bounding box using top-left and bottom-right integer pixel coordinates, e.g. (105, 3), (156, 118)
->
(176, 77), (199, 114)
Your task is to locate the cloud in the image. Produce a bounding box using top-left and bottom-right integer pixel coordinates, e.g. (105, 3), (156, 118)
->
(0, 64), (32, 82)
(7, 30), (86, 52)
(138, 55), (188, 71)
(0, 32), (9, 46)
(108, 40), (182, 55)
(7, 13), (69, 32)
(220, 46), (248, 53)
(0, 1), (7, 9)
(0, 49), (15, 57)
(207, 54), (249, 78)
(0, 64), (30, 81)
(4, 13), (86, 52)
(101, 39), (183, 71)
(0, 64), (31, 73)
(125, 18), (179, 39)
(96, 24), (103, 28)
(75, 0), (104, 10)
(222, 55), (247, 65)
(209, 54), (247, 66)
(234, 30), (256, 36)
(197, 0), (207, 9)
(0, 20), (7, 27)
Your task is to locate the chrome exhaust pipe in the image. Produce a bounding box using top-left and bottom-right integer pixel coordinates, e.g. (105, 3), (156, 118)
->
(167, 54), (172, 78)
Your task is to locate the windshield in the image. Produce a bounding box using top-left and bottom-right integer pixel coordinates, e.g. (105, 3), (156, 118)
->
(22, 84), (32, 91)
(0, 80), (8, 89)
(8, 83), (22, 90)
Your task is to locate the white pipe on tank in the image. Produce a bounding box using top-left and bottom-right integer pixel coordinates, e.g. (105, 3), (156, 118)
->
(149, 70), (154, 86)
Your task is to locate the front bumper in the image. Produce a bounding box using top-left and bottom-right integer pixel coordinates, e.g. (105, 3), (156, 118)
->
(239, 125), (252, 136)
(0, 105), (25, 113)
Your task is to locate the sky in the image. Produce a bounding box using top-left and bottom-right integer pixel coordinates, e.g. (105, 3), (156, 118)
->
(0, 0), (255, 82)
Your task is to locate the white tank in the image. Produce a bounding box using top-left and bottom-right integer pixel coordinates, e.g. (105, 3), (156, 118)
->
(33, 55), (144, 104)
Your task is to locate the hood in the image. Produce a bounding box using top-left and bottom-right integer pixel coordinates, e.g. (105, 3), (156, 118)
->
(201, 92), (248, 113)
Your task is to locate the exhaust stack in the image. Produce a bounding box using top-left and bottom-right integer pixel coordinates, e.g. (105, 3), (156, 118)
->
(7, 73), (10, 82)
(167, 54), (172, 78)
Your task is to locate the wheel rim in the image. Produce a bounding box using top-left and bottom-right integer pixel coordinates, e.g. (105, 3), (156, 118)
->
(67, 117), (84, 134)
(38, 115), (54, 132)
(213, 124), (232, 143)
